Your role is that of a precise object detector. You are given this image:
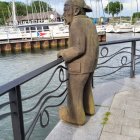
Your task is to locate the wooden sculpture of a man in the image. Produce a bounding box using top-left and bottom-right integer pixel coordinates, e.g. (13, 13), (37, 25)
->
(57, 0), (99, 125)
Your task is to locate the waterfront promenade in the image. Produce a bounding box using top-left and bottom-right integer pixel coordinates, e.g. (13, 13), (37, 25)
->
(46, 75), (140, 140)
(1, 36), (140, 139)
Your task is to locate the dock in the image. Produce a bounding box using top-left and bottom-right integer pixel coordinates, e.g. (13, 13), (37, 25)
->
(0, 33), (106, 55)
(0, 38), (69, 54)
(46, 75), (140, 140)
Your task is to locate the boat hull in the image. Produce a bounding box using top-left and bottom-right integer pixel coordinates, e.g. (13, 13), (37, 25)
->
(133, 27), (140, 33)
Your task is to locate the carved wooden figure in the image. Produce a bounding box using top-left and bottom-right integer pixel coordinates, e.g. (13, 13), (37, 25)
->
(57, 0), (99, 125)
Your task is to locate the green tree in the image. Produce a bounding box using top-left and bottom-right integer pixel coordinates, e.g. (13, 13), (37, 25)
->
(0, 1), (10, 25)
(0, 1), (52, 25)
(15, 2), (28, 16)
(132, 12), (140, 23)
(104, 1), (123, 17)
(31, 1), (52, 13)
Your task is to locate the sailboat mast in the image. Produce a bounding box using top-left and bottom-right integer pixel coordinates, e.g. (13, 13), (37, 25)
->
(119, 0), (121, 23)
(101, 0), (105, 18)
(26, 0), (29, 23)
(136, 0), (139, 12)
(39, 0), (42, 22)
(95, 0), (97, 18)
(7, 5), (12, 21)
(12, 0), (18, 27)
(108, 0), (110, 16)
(131, 0), (132, 24)
(31, 0), (35, 22)
(90, 0), (94, 18)
(98, 0), (100, 18)
(2, 10), (6, 25)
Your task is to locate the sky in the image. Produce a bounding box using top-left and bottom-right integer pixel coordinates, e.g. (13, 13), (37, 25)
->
(2, 0), (140, 17)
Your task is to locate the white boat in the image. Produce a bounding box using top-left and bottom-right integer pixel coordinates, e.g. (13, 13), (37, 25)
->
(0, 0), (106, 41)
(0, 22), (69, 41)
(0, 26), (22, 40)
(18, 22), (69, 39)
(96, 25), (106, 35)
(106, 24), (116, 33)
(0, 0), (69, 41)
(133, 22), (140, 33)
(113, 23), (133, 33)
(0, 22), (106, 41)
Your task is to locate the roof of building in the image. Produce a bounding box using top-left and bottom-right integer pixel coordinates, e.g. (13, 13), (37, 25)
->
(7, 11), (61, 22)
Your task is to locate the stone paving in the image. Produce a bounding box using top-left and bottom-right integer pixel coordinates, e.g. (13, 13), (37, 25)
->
(100, 81), (140, 140)
(46, 75), (140, 140)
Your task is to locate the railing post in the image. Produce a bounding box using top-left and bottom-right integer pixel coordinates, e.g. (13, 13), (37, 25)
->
(130, 41), (136, 78)
(9, 86), (25, 140)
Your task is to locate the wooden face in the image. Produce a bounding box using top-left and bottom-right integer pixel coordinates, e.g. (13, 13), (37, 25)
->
(63, 3), (74, 25)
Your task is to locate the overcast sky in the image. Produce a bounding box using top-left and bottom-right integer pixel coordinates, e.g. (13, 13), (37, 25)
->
(3, 0), (140, 17)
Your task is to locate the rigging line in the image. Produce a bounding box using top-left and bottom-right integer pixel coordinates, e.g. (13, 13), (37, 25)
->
(52, 0), (54, 21)
(108, 0), (110, 16)
(98, 0), (100, 18)
(131, 0), (132, 24)
(8, 2), (12, 24)
(33, 1), (40, 21)
(90, 0), (94, 18)
(39, 0), (42, 22)
(136, 0), (139, 12)
(44, 0), (47, 21)
(95, 0), (97, 18)
(54, 0), (57, 21)
(119, 0), (121, 23)
(31, 0), (35, 21)
(33, 1), (36, 13)
(101, 0), (105, 18)
(26, 0), (29, 23)
(12, 0), (18, 26)
(7, 5), (12, 20)
(2, 10), (6, 25)
(41, 1), (45, 20)
(47, 0), (51, 20)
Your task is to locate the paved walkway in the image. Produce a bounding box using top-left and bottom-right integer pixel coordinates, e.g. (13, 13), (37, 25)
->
(100, 78), (140, 140)
(46, 75), (140, 140)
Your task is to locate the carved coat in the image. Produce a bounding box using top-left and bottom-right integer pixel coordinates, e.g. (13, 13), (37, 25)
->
(59, 15), (99, 74)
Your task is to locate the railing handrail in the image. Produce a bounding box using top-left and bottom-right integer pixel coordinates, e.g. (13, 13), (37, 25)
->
(0, 58), (64, 95)
(100, 37), (140, 46)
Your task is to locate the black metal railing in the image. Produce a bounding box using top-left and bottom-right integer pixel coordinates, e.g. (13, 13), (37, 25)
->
(0, 58), (67, 140)
(0, 38), (140, 140)
(95, 38), (140, 79)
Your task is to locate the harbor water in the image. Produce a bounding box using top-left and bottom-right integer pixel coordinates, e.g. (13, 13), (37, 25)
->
(0, 33), (140, 140)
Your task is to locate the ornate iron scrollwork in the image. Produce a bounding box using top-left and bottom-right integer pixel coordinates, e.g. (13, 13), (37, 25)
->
(23, 65), (68, 139)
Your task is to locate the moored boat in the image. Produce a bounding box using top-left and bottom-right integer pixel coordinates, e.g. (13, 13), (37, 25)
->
(96, 25), (106, 34)
(133, 22), (140, 33)
(18, 22), (69, 39)
(0, 22), (69, 41)
(113, 23), (133, 33)
(105, 23), (117, 33)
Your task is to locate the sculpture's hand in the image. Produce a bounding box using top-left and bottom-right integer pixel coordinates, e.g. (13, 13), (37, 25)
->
(57, 51), (64, 58)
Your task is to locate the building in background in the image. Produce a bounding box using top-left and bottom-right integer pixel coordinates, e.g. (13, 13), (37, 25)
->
(7, 11), (62, 25)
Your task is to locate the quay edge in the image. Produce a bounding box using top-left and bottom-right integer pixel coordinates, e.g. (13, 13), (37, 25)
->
(0, 34), (106, 55)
